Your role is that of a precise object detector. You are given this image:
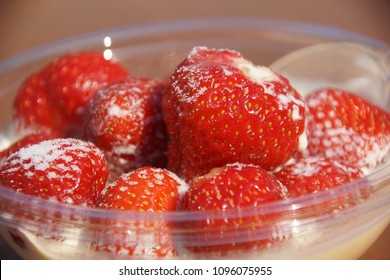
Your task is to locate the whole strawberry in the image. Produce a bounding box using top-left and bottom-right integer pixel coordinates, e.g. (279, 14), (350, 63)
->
(163, 46), (307, 181)
(83, 77), (168, 176)
(94, 166), (188, 257)
(305, 88), (390, 174)
(0, 138), (108, 206)
(12, 51), (129, 136)
(181, 163), (288, 255)
(97, 166), (187, 211)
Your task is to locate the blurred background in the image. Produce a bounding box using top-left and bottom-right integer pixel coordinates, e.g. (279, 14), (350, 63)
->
(1, 0), (390, 61)
(0, 0), (389, 259)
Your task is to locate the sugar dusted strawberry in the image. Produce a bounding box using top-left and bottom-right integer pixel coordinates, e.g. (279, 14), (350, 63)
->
(97, 166), (187, 211)
(163, 46), (307, 181)
(0, 128), (62, 163)
(273, 155), (363, 198)
(0, 138), (108, 206)
(94, 166), (188, 257)
(83, 77), (168, 176)
(181, 163), (288, 254)
(305, 88), (390, 174)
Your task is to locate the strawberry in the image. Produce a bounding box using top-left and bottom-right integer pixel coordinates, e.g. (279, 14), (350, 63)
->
(0, 138), (108, 206)
(94, 166), (188, 257)
(12, 51), (129, 136)
(83, 77), (168, 176)
(0, 129), (63, 163)
(181, 163), (288, 255)
(12, 68), (66, 133)
(97, 166), (187, 211)
(46, 51), (129, 130)
(273, 155), (363, 198)
(305, 88), (390, 174)
(163, 46), (308, 181)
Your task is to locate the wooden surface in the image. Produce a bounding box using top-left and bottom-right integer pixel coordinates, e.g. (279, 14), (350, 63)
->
(0, 0), (389, 260)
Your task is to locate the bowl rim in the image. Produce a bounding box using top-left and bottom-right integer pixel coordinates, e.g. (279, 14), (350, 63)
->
(1, 162), (388, 223)
(1, 17), (389, 71)
(0, 17), (389, 226)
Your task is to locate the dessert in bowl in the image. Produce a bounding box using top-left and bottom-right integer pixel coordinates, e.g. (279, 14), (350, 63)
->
(0, 18), (389, 259)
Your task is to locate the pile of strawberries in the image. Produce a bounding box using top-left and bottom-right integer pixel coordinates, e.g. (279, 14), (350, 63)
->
(0, 46), (389, 256)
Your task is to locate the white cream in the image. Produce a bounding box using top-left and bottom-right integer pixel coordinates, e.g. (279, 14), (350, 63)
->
(234, 58), (279, 84)
(298, 132), (308, 151)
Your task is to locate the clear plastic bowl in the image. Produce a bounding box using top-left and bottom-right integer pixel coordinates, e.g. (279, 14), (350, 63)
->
(0, 18), (389, 259)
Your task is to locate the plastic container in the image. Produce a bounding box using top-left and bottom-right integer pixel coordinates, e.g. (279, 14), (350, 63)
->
(0, 18), (389, 259)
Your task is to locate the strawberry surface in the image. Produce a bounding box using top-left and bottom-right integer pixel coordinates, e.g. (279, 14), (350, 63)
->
(12, 51), (129, 136)
(94, 166), (188, 257)
(273, 155), (363, 198)
(305, 88), (390, 174)
(0, 138), (108, 206)
(12, 68), (66, 133)
(0, 128), (63, 164)
(163, 46), (308, 181)
(97, 166), (187, 211)
(46, 51), (129, 130)
(83, 77), (168, 176)
(181, 163), (288, 255)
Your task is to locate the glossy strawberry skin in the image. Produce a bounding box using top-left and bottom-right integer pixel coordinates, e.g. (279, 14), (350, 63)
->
(97, 166), (186, 211)
(273, 155), (363, 198)
(181, 163), (288, 255)
(46, 52), (129, 128)
(305, 88), (390, 173)
(163, 46), (307, 181)
(94, 167), (188, 257)
(12, 69), (66, 133)
(83, 77), (168, 176)
(0, 138), (109, 206)
(12, 52), (129, 136)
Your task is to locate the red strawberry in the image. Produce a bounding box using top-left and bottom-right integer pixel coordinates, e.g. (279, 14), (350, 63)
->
(0, 138), (108, 206)
(163, 46), (308, 181)
(94, 166), (188, 257)
(12, 51), (129, 136)
(97, 166), (187, 211)
(46, 52), (129, 128)
(305, 88), (390, 174)
(12, 68), (66, 132)
(0, 128), (62, 164)
(273, 155), (363, 198)
(83, 77), (168, 176)
(181, 163), (288, 255)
